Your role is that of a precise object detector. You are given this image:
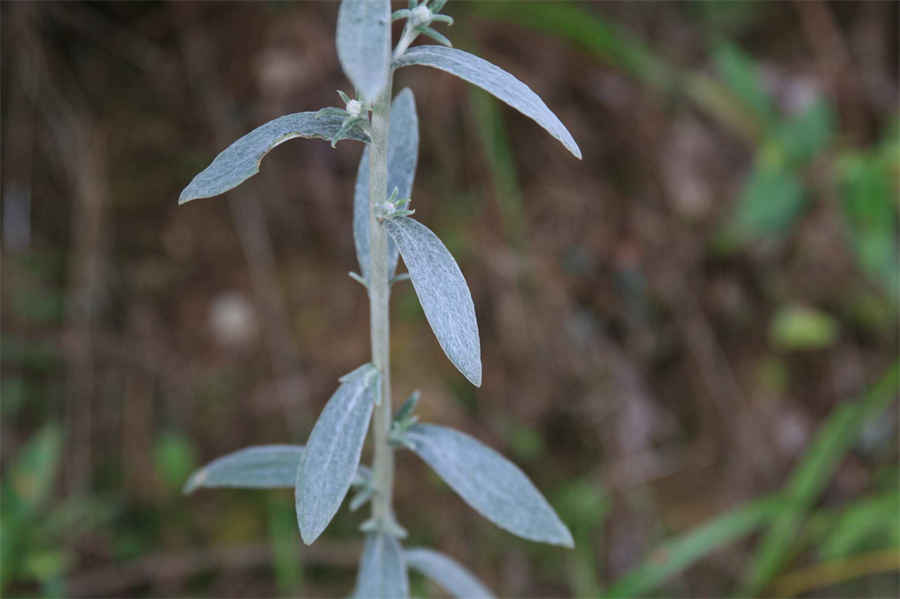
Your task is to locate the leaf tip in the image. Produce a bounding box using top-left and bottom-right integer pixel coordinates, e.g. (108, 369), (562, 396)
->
(299, 527), (319, 546)
(467, 369), (482, 388)
(182, 468), (205, 494)
(547, 519), (576, 548)
(296, 504), (321, 545)
(178, 189), (195, 206)
(570, 143), (583, 160)
(467, 358), (482, 387)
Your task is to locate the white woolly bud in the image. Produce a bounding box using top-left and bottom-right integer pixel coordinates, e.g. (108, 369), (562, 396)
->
(411, 4), (431, 25)
(346, 99), (362, 117)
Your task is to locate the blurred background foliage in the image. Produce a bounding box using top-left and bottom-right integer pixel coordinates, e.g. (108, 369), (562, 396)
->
(1, 1), (898, 597)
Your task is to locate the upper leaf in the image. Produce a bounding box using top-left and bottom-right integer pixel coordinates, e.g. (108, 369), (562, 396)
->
(404, 423), (574, 547)
(383, 217), (481, 387)
(179, 112), (368, 205)
(354, 89), (419, 281)
(394, 46), (582, 159)
(183, 445), (303, 493)
(296, 364), (379, 545)
(353, 533), (409, 599)
(337, 0), (391, 102)
(404, 547), (495, 599)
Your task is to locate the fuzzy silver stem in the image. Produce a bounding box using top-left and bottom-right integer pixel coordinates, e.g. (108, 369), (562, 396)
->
(367, 71), (396, 531)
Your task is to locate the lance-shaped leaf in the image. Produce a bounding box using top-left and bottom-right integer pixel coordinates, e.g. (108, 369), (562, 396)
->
(353, 533), (409, 599)
(354, 89), (419, 280)
(383, 217), (481, 387)
(394, 46), (582, 159)
(183, 446), (371, 493)
(337, 0), (391, 102)
(404, 423), (574, 547)
(180, 112), (368, 205)
(405, 548), (495, 599)
(296, 364), (379, 544)
(184, 446), (303, 493)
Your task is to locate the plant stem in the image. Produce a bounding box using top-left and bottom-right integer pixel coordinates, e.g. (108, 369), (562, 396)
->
(368, 71), (396, 531)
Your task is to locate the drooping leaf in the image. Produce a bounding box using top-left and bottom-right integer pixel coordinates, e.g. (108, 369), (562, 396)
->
(183, 446), (303, 493)
(394, 46), (581, 159)
(353, 533), (409, 599)
(404, 423), (573, 547)
(405, 547), (495, 599)
(336, 0), (391, 102)
(179, 112), (368, 204)
(296, 364), (379, 544)
(354, 89), (419, 280)
(383, 217), (481, 386)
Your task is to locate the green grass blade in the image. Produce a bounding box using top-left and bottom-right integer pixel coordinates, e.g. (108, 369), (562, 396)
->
(474, 2), (671, 91)
(606, 496), (782, 598)
(474, 2), (764, 144)
(738, 360), (899, 596)
(819, 491), (900, 560)
(469, 87), (525, 247)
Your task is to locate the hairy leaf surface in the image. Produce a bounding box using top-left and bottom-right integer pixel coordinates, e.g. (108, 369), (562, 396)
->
(297, 364), (379, 544)
(405, 423), (573, 547)
(337, 0), (391, 102)
(383, 217), (481, 386)
(179, 112), (368, 204)
(183, 446), (370, 494)
(405, 547), (494, 599)
(184, 446), (303, 493)
(394, 46), (581, 159)
(354, 89), (419, 280)
(354, 533), (409, 599)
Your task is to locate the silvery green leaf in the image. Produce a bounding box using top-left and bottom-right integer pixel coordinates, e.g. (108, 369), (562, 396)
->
(416, 26), (453, 48)
(394, 390), (421, 423)
(392, 9), (411, 21)
(354, 533), (409, 599)
(183, 446), (302, 493)
(184, 446), (372, 494)
(393, 46), (582, 159)
(349, 485), (375, 511)
(179, 112), (368, 205)
(405, 424), (574, 547)
(384, 217), (481, 386)
(354, 89), (419, 281)
(336, 0), (391, 102)
(404, 548), (495, 599)
(296, 364), (379, 545)
(354, 464), (372, 487)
